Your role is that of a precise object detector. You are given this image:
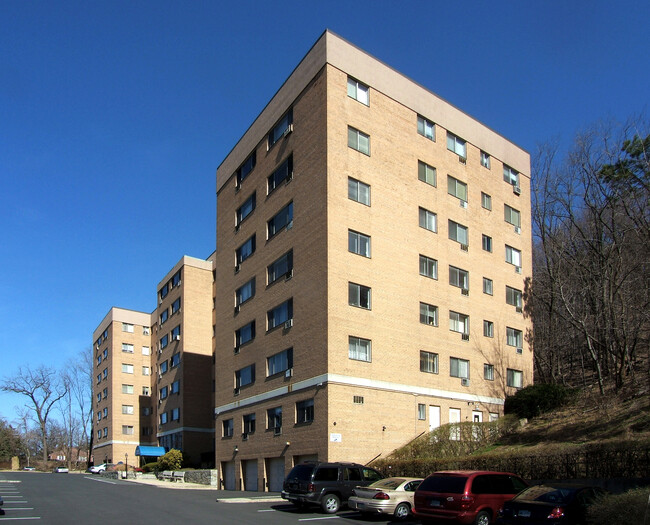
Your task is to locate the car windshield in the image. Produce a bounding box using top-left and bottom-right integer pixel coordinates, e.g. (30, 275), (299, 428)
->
(516, 486), (575, 504)
(370, 478), (405, 490)
(286, 464), (315, 481)
(418, 474), (468, 494)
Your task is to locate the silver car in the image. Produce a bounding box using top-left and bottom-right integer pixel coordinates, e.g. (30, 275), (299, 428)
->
(348, 477), (423, 520)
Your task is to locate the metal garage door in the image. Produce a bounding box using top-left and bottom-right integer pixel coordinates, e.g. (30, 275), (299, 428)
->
(243, 459), (258, 491)
(294, 454), (317, 466)
(222, 461), (235, 491)
(267, 457), (285, 492)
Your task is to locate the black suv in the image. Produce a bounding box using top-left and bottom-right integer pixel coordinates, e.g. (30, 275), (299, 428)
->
(281, 461), (384, 513)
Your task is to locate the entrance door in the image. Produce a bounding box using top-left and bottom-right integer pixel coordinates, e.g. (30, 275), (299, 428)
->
(222, 461), (235, 490)
(449, 408), (461, 441)
(267, 457), (285, 492)
(243, 459), (258, 491)
(428, 406), (441, 432)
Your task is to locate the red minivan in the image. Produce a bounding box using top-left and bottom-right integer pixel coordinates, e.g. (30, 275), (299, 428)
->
(413, 470), (528, 525)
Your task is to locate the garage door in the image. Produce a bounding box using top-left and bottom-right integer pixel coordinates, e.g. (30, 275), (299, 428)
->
(294, 454), (317, 466)
(222, 461), (235, 491)
(267, 457), (285, 492)
(243, 459), (258, 491)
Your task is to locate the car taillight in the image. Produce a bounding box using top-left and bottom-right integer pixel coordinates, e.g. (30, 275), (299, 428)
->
(548, 506), (565, 519)
(460, 494), (474, 509)
(307, 483), (315, 493)
(373, 492), (390, 500)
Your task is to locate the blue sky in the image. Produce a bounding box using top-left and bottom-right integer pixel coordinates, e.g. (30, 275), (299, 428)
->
(0, 1), (647, 422)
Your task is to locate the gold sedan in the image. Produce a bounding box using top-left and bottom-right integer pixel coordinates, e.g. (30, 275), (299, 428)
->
(348, 477), (423, 520)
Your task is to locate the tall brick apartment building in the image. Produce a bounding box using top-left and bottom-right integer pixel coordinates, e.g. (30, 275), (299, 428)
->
(214, 30), (532, 491)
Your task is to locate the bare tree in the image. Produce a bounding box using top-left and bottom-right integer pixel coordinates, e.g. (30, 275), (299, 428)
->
(1, 366), (68, 462)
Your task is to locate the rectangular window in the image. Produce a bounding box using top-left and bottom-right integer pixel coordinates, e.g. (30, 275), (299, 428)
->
(122, 425), (134, 435)
(297, 399), (314, 424)
(348, 230), (371, 257)
(160, 309), (168, 325)
(142, 366), (150, 376)
(482, 234), (493, 252)
(160, 361), (168, 375)
(122, 363), (134, 374)
(481, 151), (491, 169)
(503, 165), (519, 186)
(449, 265), (469, 290)
(122, 384), (134, 394)
(235, 278), (255, 306)
(447, 131), (467, 158)
(142, 346), (150, 356)
(171, 297), (181, 315)
(481, 192), (492, 210)
(418, 404), (426, 420)
(483, 277), (493, 295)
(449, 311), (470, 335)
(122, 405), (134, 415)
(506, 286), (523, 308)
(419, 255), (438, 280)
(160, 334), (169, 349)
(235, 364), (255, 389)
(507, 327), (523, 348)
(235, 321), (255, 348)
(267, 407), (282, 431)
(267, 348), (293, 376)
(267, 155), (293, 194)
(348, 177), (370, 205)
(122, 343), (134, 353)
(171, 380), (180, 394)
(484, 364), (495, 381)
(505, 204), (521, 228)
(268, 109), (293, 148)
(420, 351), (439, 374)
(420, 302), (438, 326)
(450, 357), (470, 379)
(223, 419), (233, 438)
(447, 175), (468, 202)
(267, 250), (293, 285)
(160, 412), (168, 425)
(507, 368), (523, 388)
(267, 201), (293, 239)
(171, 325), (180, 340)
(483, 320), (494, 338)
(417, 115), (435, 141)
(102, 368), (108, 379)
(236, 235), (256, 266)
(243, 413), (256, 435)
(418, 160), (437, 186)
(347, 77), (369, 105)
(122, 323), (134, 333)
(143, 326), (150, 335)
(235, 152), (256, 188)
(142, 386), (149, 396)
(348, 126), (370, 155)
(448, 220), (469, 245)
(348, 282), (371, 309)
(160, 283), (169, 300)
(171, 408), (180, 421)
(353, 396), (364, 405)
(419, 207), (437, 232)
(505, 245), (522, 267)
(267, 299), (293, 330)
(236, 192), (256, 226)
(103, 349), (108, 359)
(349, 336), (371, 362)
(170, 353), (180, 368)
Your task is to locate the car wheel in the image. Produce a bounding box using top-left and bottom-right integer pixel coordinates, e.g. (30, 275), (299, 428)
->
(393, 502), (411, 520)
(475, 510), (491, 525)
(321, 494), (341, 514)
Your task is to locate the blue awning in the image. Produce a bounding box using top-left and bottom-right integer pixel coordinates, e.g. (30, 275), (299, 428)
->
(135, 446), (166, 457)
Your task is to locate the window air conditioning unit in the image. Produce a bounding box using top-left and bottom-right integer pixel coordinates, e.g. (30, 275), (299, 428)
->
(461, 378), (470, 387)
(284, 319), (293, 329)
(461, 288), (470, 296)
(514, 226), (521, 234)
(516, 306), (523, 314)
(513, 185), (521, 195)
(460, 200), (467, 209)
(516, 347), (523, 355)
(283, 124), (293, 137)
(233, 387), (240, 396)
(285, 368), (293, 378)
(285, 269), (293, 281)
(242, 432), (248, 441)
(233, 346), (240, 355)
(461, 333), (470, 341)
(515, 266), (522, 274)
(173, 335), (180, 341)
(460, 244), (469, 252)
(459, 156), (467, 164)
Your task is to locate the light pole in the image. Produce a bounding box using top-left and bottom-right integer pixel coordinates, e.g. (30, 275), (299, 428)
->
(125, 453), (128, 479)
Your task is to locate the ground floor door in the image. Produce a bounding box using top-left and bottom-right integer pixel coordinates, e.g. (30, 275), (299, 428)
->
(266, 457), (285, 492)
(243, 459), (258, 491)
(429, 405), (441, 432)
(222, 461), (235, 490)
(449, 408), (461, 441)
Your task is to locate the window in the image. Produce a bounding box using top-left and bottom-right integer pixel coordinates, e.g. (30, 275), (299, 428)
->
(449, 311), (470, 335)
(482, 234), (493, 252)
(160, 334), (168, 349)
(447, 131), (466, 158)
(419, 255), (438, 279)
(483, 278), (493, 296)
(419, 207), (437, 232)
(348, 230), (371, 257)
(506, 286), (523, 309)
(122, 363), (134, 374)
(268, 109), (293, 148)
(103, 407), (108, 417)
(223, 418), (233, 438)
(171, 408), (180, 421)
(353, 396), (364, 405)
(235, 235), (256, 268)
(235, 152), (256, 188)
(171, 325), (180, 340)
(348, 126), (370, 155)
(420, 351), (439, 374)
(450, 357), (470, 378)
(349, 336), (371, 362)
(503, 165), (519, 186)
(267, 407), (282, 431)
(142, 366), (150, 376)
(505, 245), (522, 267)
(267, 348), (293, 376)
(235, 364), (255, 389)
(506, 327), (523, 348)
(348, 177), (370, 205)
(160, 283), (169, 300)
(347, 77), (369, 105)
(449, 266), (469, 290)
(97, 411), (101, 422)
(481, 151), (491, 169)
(103, 349), (108, 359)
(267, 202), (293, 239)
(102, 368), (108, 379)
(448, 220), (468, 245)
(505, 205), (521, 228)
(297, 399), (314, 424)
(418, 160), (437, 186)
(267, 299), (293, 330)
(96, 393), (101, 402)
(420, 302), (438, 326)
(142, 346), (150, 356)
(102, 388), (108, 399)
(349, 282), (371, 309)
(160, 412), (168, 425)
(236, 192), (256, 226)
(268, 250), (293, 285)
(507, 368), (523, 388)
(236, 278), (255, 306)
(160, 309), (168, 325)
(172, 270), (181, 287)
(447, 175), (468, 202)
(483, 320), (494, 338)
(267, 156), (293, 194)
(243, 413), (256, 435)
(160, 360), (168, 375)
(103, 427), (107, 437)
(122, 323), (134, 333)
(418, 404), (426, 420)
(122, 343), (134, 353)
(171, 380), (180, 394)
(122, 384), (134, 394)
(122, 405), (134, 415)
(417, 115), (435, 140)
(171, 297), (181, 315)
(122, 425), (134, 435)
(481, 192), (492, 210)
(170, 353), (180, 368)
(142, 386), (149, 396)
(143, 326), (150, 335)
(484, 364), (494, 381)
(235, 321), (255, 348)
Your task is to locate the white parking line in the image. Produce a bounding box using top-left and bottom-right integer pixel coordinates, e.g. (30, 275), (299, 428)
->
(0, 518), (41, 521)
(3, 508), (35, 511)
(298, 518), (341, 521)
(257, 509), (276, 512)
(84, 476), (117, 485)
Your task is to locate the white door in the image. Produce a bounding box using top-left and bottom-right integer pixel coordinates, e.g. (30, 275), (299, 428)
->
(243, 459), (258, 491)
(472, 410), (483, 440)
(449, 408), (461, 441)
(428, 406), (441, 432)
(222, 461), (235, 490)
(267, 457), (285, 492)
